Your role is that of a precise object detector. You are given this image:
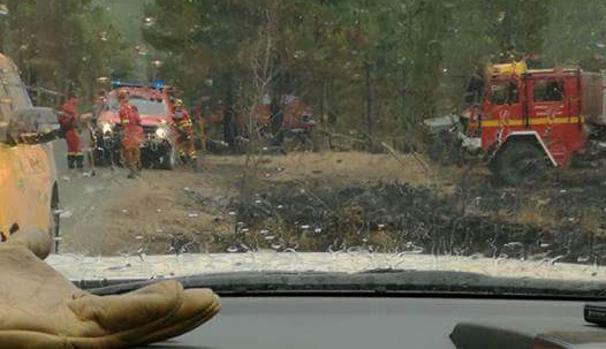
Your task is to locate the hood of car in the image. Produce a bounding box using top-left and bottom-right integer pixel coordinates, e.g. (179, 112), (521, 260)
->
(48, 252), (606, 287)
(97, 111), (170, 127)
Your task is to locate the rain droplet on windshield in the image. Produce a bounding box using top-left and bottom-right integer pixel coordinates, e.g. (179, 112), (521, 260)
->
(143, 17), (155, 27)
(293, 50), (305, 59)
(577, 256), (591, 263)
(135, 45), (148, 56)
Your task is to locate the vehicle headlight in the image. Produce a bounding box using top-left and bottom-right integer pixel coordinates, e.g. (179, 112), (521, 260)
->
(100, 122), (113, 135)
(155, 126), (168, 139)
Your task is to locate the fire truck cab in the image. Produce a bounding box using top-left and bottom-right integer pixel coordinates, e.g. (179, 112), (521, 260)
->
(478, 62), (604, 184)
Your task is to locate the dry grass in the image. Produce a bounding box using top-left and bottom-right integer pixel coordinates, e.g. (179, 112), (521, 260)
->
(510, 196), (557, 228)
(209, 151), (433, 186)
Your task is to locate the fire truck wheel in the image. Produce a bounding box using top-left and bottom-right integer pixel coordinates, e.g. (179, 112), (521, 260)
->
(492, 141), (547, 186)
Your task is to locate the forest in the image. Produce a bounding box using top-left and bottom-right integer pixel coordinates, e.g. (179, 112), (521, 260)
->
(2, 0), (606, 149)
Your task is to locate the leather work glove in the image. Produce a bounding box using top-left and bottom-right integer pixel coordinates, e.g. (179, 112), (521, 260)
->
(0, 228), (220, 349)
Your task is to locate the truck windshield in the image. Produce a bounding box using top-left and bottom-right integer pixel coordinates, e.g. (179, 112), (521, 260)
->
(108, 96), (168, 116)
(490, 81), (519, 105)
(3, 0), (606, 300)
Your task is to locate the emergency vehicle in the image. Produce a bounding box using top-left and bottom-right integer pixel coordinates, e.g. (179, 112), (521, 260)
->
(93, 81), (176, 169)
(0, 54), (60, 252)
(428, 61), (606, 185)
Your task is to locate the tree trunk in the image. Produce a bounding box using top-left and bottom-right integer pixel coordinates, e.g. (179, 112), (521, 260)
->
(319, 79), (330, 150)
(321, 79), (328, 126)
(364, 61), (373, 140)
(270, 72), (283, 137)
(223, 79), (237, 149)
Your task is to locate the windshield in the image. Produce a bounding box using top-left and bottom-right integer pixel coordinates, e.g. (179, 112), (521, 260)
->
(108, 95), (168, 116)
(4, 0), (606, 297)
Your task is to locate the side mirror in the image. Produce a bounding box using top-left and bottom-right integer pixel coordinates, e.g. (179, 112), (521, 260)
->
(5, 107), (60, 145)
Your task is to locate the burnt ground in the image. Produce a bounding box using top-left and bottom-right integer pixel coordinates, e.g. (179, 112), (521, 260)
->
(229, 175), (606, 264)
(54, 143), (606, 266)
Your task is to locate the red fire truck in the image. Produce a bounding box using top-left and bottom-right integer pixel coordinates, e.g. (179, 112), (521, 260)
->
(454, 62), (606, 184)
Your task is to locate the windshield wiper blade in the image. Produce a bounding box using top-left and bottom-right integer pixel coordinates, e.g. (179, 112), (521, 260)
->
(82, 270), (606, 300)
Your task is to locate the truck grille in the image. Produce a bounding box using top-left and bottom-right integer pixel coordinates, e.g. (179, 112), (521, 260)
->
(111, 124), (156, 134)
(143, 125), (157, 134)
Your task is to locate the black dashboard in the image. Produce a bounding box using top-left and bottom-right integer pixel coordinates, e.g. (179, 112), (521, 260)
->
(143, 296), (601, 349)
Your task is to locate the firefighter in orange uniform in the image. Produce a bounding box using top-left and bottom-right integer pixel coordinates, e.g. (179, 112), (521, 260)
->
(58, 92), (84, 169)
(118, 89), (144, 179)
(172, 99), (198, 171)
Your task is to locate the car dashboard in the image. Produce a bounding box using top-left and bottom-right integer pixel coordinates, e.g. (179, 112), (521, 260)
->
(143, 296), (603, 349)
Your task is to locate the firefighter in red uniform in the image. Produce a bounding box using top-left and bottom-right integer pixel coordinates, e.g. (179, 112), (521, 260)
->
(58, 92), (84, 169)
(118, 89), (144, 179)
(173, 99), (198, 171)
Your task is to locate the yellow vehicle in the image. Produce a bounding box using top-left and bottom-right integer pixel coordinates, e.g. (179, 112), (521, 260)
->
(0, 54), (59, 249)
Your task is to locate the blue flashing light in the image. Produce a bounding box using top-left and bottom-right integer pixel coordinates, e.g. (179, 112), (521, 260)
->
(111, 80), (165, 90)
(152, 80), (165, 90)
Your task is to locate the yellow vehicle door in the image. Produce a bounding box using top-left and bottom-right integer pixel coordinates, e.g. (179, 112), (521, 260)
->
(0, 55), (56, 239)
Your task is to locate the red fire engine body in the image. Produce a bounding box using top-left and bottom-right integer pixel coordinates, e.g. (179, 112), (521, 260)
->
(468, 62), (606, 184)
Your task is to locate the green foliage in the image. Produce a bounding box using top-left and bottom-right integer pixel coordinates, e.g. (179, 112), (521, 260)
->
(541, 0), (606, 70)
(2, 0), (134, 104)
(5, 0), (606, 145)
(143, 0), (493, 145)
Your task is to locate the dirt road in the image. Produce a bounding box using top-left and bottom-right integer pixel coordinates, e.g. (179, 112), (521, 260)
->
(54, 138), (233, 255)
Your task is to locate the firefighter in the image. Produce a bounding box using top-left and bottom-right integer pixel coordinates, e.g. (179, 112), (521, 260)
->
(172, 99), (198, 171)
(58, 92), (84, 169)
(118, 89), (144, 179)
